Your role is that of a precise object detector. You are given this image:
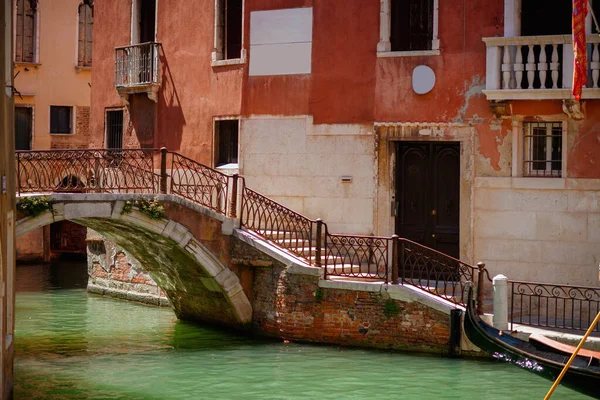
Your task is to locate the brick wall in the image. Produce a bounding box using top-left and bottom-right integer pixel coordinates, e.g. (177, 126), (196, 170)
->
(250, 261), (452, 353)
(50, 106), (91, 149)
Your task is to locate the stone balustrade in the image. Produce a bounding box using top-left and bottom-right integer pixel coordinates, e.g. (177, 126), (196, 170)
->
(483, 35), (600, 100)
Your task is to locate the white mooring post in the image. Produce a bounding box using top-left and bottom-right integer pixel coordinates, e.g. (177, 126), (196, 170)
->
(493, 274), (509, 331)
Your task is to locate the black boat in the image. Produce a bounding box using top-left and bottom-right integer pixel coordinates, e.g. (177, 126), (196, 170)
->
(463, 284), (600, 399)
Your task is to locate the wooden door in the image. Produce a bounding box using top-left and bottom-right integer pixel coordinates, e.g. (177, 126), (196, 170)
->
(395, 142), (460, 259)
(15, 107), (32, 150)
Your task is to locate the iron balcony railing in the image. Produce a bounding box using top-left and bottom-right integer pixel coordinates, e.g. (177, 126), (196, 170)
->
(115, 42), (161, 88)
(15, 148), (488, 310)
(509, 280), (600, 332)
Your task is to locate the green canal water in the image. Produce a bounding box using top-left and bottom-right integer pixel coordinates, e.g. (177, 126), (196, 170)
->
(15, 262), (589, 399)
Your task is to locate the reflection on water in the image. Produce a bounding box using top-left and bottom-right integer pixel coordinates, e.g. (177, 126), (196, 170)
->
(15, 263), (587, 399)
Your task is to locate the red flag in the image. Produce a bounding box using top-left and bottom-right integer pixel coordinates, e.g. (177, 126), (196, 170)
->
(573, 0), (588, 100)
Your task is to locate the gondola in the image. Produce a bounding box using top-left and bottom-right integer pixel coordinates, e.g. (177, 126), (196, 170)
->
(463, 284), (600, 399)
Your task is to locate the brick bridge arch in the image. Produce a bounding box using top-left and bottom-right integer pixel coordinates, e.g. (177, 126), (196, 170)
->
(16, 193), (252, 328)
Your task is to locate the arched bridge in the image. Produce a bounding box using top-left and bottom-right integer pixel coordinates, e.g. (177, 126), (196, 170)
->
(15, 149), (489, 331)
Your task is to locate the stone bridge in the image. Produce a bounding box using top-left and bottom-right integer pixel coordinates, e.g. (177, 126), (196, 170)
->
(14, 149), (486, 354)
(16, 193), (254, 328)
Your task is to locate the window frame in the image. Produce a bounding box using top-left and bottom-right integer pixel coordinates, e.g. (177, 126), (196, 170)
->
(212, 0), (246, 66)
(104, 108), (125, 149)
(512, 118), (567, 178)
(14, 0), (40, 64)
(522, 121), (563, 177)
(49, 105), (74, 135)
(77, 1), (93, 68)
(213, 117), (239, 168)
(377, 0), (440, 57)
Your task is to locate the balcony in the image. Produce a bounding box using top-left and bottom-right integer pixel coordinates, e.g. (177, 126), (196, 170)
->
(483, 35), (600, 100)
(114, 42), (161, 103)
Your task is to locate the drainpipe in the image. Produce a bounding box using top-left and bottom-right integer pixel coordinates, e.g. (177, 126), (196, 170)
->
(493, 274), (509, 331)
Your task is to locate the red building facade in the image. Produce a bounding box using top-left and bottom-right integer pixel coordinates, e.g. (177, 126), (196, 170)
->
(91, 0), (600, 287)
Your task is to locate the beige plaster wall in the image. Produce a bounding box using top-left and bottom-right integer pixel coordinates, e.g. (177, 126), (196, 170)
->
(240, 116), (376, 235)
(13, 0), (92, 150)
(474, 177), (600, 286)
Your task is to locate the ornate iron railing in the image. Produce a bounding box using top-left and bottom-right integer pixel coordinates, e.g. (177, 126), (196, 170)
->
(15, 148), (488, 309)
(115, 42), (160, 87)
(16, 149), (159, 194)
(324, 227), (390, 282)
(401, 239), (484, 306)
(170, 152), (229, 214)
(240, 181), (316, 263)
(509, 281), (600, 332)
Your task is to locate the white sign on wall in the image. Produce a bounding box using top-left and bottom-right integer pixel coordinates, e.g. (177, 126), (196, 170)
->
(249, 7), (313, 76)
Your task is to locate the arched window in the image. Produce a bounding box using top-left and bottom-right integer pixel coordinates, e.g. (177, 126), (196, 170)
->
(78, 1), (93, 67)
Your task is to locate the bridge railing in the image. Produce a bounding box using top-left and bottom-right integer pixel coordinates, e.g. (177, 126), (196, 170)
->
(509, 280), (600, 332)
(16, 149), (159, 194)
(15, 148), (487, 310)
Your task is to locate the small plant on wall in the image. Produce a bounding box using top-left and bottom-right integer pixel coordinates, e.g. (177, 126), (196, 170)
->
(17, 196), (54, 217)
(121, 197), (165, 220)
(383, 299), (400, 319)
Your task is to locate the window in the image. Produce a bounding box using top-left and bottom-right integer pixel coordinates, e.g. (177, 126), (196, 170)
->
(214, 119), (239, 166)
(213, 0), (243, 62)
(50, 106), (73, 134)
(78, 1), (93, 67)
(15, 0), (37, 63)
(105, 110), (124, 149)
(378, 0), (439, 54)
(523, 121), (562, 177)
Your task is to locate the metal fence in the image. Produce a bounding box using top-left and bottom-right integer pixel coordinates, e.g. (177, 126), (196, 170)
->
(16, 149), (159, 194)
(509, 280), (600, 332)
(115, 42), (160, 87)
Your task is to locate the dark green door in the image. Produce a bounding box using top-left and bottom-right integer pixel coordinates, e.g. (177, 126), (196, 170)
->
(15, 107), (32, 150)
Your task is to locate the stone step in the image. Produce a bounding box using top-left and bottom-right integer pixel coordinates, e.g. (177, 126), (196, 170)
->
(262, 230), (313, 241)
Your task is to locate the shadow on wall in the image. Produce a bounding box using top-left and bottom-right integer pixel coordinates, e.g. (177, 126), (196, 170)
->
(157, 47), (186, 151)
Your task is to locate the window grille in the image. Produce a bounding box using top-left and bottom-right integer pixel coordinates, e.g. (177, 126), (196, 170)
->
(50, 106), (72, 134)
(106, 110), (124, 149)
(390, 0), (433, 51)
(523, 121), (562, 177)
(215, 119), (239, 166)
(15, 0), (37, 63)
(78, 2), (93, 67)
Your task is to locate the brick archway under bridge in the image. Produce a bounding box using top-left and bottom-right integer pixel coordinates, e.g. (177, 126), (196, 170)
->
(15, 193), (252, 329)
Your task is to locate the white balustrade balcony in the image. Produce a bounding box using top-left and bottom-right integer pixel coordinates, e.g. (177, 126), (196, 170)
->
(483, 35), (600, 100)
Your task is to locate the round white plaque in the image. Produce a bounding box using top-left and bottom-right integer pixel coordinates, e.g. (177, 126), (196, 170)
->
(412, 65), (436, 95)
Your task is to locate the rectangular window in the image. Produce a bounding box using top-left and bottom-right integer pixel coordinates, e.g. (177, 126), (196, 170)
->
(78, 2), (93, 67)
(390, 0), (433, 51)
(523, 121), (562, 177)
(215, 119), (239, 167)
(106, 110), (124, 149)
(50, 106), (73, 134)
(15, 0), (37, 63)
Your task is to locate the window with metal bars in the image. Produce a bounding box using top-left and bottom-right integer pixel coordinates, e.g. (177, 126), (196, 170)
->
(15, 0), (37, 63)
(523, 121), (562, 177)
(215, 119), (239, 166)
(390, 0), (433, 51)
(106, 110), (124, 149)
(78, 1), (93, 67)
(50, 106), (72, 134)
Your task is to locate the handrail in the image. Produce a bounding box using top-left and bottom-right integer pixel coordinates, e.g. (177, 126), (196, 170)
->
(509, 280), (600, 332)
(14, 148), (486, 308)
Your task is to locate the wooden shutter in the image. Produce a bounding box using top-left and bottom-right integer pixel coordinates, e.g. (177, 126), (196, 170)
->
(78, 4), (93, 66)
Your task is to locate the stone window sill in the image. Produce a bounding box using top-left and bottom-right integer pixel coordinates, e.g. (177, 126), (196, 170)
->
(377, 49), (440, 58)
(76, 65), (92, 73)
(15, 62), (41, 68)
(211, 57), (247, 67)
